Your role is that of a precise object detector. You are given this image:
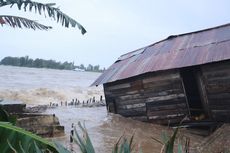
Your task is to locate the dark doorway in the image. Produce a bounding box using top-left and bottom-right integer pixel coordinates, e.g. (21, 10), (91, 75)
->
(180, 68), (206, 117)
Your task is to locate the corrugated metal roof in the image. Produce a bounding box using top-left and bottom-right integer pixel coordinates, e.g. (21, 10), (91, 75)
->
(92, 23), (230, 86)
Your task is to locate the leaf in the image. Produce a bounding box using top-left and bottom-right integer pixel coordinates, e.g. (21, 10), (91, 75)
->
(112, 134), (123, 153)
(0, 0), (87, 34)
(129, 133), (134, 151)
(0, 106), (10, 122)
(54, 141), (71, 153)
(112, 133), (139, 153)
(73, 127), (87, 153)
(7, 139), (18, 153)
(123, 138), (130, 153)
(34, 141), (43, 153)
(0, 122), (58, 153)
(0, 15), (52, 30)
(78, 122), (95, 153)
(161, 131), (170, 144)
(72, 122), (95, 153)
(165, 128), (179, 153)
(19, 141), (26, 153)
(177, 143), (183, 153)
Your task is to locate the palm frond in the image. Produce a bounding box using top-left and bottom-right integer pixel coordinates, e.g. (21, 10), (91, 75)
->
(0, 15), (52, 30)
(0, 0), (86, 34)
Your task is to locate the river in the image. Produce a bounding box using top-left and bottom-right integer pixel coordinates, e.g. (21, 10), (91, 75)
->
(0, 65), (203, 153)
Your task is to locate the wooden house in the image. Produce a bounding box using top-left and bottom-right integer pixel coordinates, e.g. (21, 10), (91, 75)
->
(92, 23), (230, 125)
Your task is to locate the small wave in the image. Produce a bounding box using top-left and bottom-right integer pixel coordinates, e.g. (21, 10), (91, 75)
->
(0, 88), (65, 105)
(0, 86), (104, 105)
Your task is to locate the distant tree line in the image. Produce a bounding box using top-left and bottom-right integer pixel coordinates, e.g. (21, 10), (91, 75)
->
(0, 56), (105, 72)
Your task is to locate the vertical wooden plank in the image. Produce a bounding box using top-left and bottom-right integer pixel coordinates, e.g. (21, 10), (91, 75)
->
(104, 84), (117, 113)
(196, 70), (213, 119)
(179, 73), (191, 117)
(103, 84), (109, 111)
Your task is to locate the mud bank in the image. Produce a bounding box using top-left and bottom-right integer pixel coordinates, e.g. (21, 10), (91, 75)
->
(1, 100), (64, 137)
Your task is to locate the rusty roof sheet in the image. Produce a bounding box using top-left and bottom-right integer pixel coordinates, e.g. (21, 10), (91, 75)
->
(92, 23), (230, 86)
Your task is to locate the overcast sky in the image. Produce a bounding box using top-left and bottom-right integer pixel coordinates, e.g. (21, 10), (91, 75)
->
(1, 0), (230, 68)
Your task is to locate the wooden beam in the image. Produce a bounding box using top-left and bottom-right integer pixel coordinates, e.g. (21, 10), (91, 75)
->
(145, 93), (185, 103)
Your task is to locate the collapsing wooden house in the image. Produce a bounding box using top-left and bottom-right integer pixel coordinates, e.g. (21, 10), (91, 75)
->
(92, 23), (230, 125)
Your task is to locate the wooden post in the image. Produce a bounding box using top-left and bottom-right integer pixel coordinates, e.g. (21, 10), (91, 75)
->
(100, 95), (103, 102)
(70, 130), (74, 143)
(70, 123), (74, 143)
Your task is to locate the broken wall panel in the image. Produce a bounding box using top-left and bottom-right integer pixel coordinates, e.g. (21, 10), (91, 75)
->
(104, 70), (189, 124)
(201, 61), (230, 122)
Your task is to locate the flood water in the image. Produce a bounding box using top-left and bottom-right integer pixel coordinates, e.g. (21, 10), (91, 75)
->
(0, 65), (103, 105)
(0, 65), (203, 153)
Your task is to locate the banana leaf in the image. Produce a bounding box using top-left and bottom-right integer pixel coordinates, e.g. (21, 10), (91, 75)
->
(0, 122), (58, 153)
(0, 106), (17, 125)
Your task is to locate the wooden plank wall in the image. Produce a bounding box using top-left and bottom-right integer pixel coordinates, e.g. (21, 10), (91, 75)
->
(104, 70), (189, 124)
(144, 71), (188, 124)
(201, 61), (230, 122)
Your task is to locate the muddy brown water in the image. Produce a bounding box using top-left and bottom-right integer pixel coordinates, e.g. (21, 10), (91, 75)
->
(45, 106), (203, 153)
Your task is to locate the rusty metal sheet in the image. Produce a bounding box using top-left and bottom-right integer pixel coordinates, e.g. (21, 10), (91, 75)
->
(92, 23), (230, 86)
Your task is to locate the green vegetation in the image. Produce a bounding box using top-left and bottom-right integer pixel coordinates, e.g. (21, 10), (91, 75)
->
(152, 128), (186, 153)
(0, 0), (86, 34)
(0, 56), (105, 72)
(112, 134), (142, 153)
(0, 106), (59, 153)
(0, 56), (75, 70)
(72, 122), (95, 153)
(0, 122), (59, 153)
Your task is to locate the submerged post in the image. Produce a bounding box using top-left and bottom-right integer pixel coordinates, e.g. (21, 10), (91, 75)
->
(70, 123), (74, 143)
(100, 95), (103, 102)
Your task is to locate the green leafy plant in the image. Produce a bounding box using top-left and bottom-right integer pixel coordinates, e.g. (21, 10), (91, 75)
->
(112, 134), (142, 153)
(0, 106), (62, 153)
(72, 122), (142, 153)
(0, 122), (59, 153)
(164, 128), (179, 153)
(72, 122), (96, 153)
(152, 128), (189, 153)
(0, 0), (86, 33)
(0, 106), (71, 153)
(0, 106), (17, 125)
